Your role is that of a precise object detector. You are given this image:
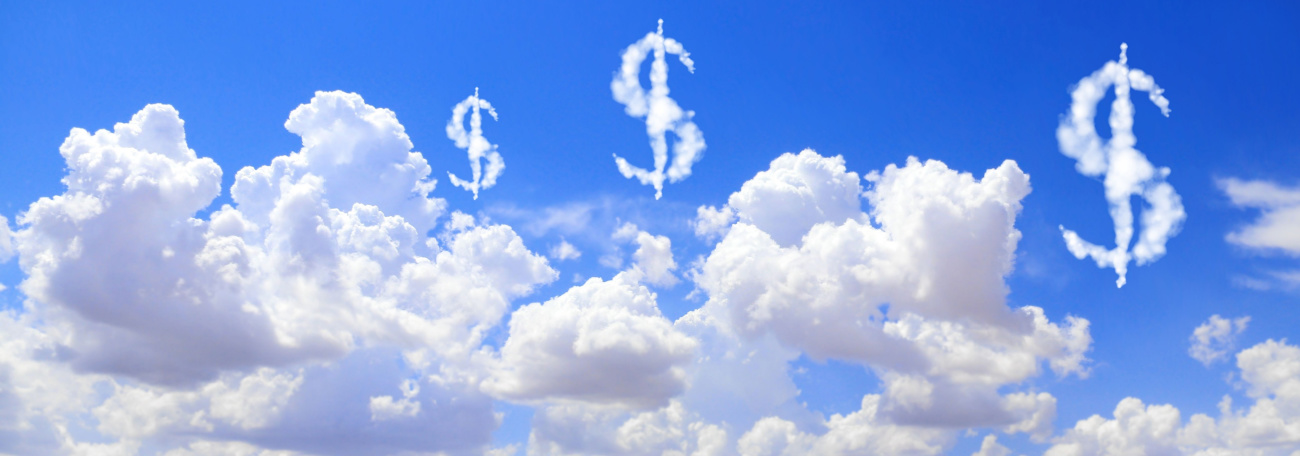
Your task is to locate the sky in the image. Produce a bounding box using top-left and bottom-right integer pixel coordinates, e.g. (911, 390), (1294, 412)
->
(0, 1), (1298, 455)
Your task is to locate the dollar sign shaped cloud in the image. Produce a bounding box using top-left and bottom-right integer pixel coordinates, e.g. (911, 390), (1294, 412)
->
(447, 88), (503, 200)
(611, 19), (706, 200)
(1058, 44), (1186, 288)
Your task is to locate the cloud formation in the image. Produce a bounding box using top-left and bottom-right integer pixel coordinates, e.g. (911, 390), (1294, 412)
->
(447, 88), (505, 200)
(1048, 338), (1300, 455)
(611, 19), (706, 199)
(0, 93), (556, 454)
(1057, 43), (1185, 288)
(485, 226), (694, 410)
(1189, 314), (1250, 366)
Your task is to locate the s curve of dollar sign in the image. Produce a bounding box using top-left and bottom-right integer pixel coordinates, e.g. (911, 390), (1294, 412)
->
(447, 88), (503, 200)
(1057, 44), (1186, 288)
(612, 19), (706, 200)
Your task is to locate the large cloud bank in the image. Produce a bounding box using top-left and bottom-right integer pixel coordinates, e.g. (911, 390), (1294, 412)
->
(0, 51), (1287, 452)
(611, 19), (706, 200)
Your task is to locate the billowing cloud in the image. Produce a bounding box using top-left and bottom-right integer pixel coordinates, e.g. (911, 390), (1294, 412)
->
(484, 227), (694, 409)
(683, 149), (1089, 445)
(1189, 314), (1250, 366)
(611, 19), (706, 200)
(0, 93), (556, 454)
(1048, 338), (1300, 455)
(735, 395), (951, 456)
(1057, 43), (1185, 288)
(446, 88), (505, 200)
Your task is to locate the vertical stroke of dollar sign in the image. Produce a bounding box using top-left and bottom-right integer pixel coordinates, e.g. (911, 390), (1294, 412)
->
(1058, 44), (1186, 288)
(447, 88), (503, 200)
(612, 19), (706, 200)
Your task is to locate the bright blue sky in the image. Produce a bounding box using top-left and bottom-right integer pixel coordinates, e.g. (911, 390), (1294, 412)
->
(1, 2), (1298, 455)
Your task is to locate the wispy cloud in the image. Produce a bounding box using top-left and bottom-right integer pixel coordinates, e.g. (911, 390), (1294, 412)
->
(1057, 44), (1185, 288)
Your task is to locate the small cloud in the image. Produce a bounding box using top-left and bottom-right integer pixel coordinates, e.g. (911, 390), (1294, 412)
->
(446, 88), (504, 200)
(611, 20), (705, 199)
(549, 239), (582, 261)
(1219, 177), (1300, 256)
(1189, 315), (1250, 366)
(1057, 44), (1184, 288)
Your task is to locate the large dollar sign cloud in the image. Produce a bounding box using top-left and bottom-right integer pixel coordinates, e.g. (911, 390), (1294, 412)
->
(611, 19), (706, 200)
(447, 88), (503, 200)
(1058, 44), (1186, 288)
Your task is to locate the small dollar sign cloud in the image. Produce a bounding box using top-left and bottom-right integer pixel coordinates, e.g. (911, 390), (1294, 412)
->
(1058, 44), (1186, 288)
(447, 88), (503, 200)
(611, 19), (706, 200)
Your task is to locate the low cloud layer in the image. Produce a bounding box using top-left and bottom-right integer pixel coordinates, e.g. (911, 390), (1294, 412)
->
(1057, 43), (1185, 288)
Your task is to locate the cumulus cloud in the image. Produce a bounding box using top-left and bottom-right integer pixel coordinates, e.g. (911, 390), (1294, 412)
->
(1189, 314), (1250, 366)
(683, 149), (1090, 443)
(1057, 43), (1185, 288)
(1048, 338), (1300, 455)
(527, 400), (726, 456)
(446, 88), (505, 200)
(611, 19), (706, 199)
(369, 379), (421, 421)
(484, 269), (696, 409)
(972, 435), (1012, 456)
(736, 395), (951, 456)
(1, 93), (557, 454)
(549, 238), (582, 261)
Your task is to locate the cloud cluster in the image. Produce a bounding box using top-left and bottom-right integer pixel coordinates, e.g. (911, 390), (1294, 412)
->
(692, 151), (1088, 435)
(1048, 337), (1300, 455)
(611, 19), (706, 199)
(1189, 315), (1250, 366)
(485, 224), (693, 410)
(1057, 43), (1185, 288)
(0, 92), (555, 454)
(446, 88), (505, 200)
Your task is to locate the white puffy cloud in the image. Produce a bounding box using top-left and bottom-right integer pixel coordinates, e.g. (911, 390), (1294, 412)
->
(550, 239), (582, 261)
(972, 435), (1012, 456)
(736, 395), (951, 456)
(446, 88), (505, 200)
(611, 19), (705, 200)
(527, 400), (726, 456)
(693, 205), (736, 241)
(1, 93), (559, 454)
(1057, 43), (1185, 288)
(1219, 177), (1300, 255)
(723, 149), (863, 247)
(694, 150), (1089, 430)
(1189, 315), (1250, 366)
(615, 222), (679, 287)
(484, 270), (696, 409)
(1046, 397), (1183, 456)
(1049, 338), (1300, 455)
(369, 379), (421, 421)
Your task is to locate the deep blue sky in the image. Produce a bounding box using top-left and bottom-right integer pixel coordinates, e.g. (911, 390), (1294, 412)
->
(2, 1), (1297, 453)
